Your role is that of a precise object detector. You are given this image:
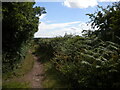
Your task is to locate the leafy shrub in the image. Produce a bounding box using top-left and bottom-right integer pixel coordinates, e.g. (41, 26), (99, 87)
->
(39, 35), (120, 88)
(2, 2), (46, 73)
(35, 32), (120, 88)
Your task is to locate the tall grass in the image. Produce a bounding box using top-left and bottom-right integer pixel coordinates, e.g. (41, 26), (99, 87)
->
(2, 50), (34, 88)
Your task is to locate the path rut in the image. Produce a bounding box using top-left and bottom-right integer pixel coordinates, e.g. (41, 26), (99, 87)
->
(21, 55), (45, 88)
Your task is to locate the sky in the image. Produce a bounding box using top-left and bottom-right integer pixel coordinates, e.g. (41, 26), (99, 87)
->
(34, 0), (120, 38)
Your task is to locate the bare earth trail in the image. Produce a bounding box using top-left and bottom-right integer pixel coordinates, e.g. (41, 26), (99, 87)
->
(20, 53), (45, 88)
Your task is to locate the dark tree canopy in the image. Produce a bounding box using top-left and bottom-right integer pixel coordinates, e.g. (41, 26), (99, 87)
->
(2, 2), (46, 73)
(87, 2), (120, 44)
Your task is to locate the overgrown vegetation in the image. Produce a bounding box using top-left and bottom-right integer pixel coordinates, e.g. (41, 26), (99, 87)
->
(34, 35), (120, 88)
(2, 2), (46, 88)
(2, 51), (34, 88)
(86, 2), (120, 44)
(2, 2), (46, 73)
(3, 81), (30, 88)
(3, 51), (34, 80)
(34, 2), (120, 88)
(2, 1), (120, 88)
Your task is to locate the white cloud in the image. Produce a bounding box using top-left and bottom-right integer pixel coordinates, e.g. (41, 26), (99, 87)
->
(38, 21), (81, 30)
(39, 14), (47, 19)
(34, 21), (93, 38)
(63, 0), (120, 8)
(63, 0), (98, 8)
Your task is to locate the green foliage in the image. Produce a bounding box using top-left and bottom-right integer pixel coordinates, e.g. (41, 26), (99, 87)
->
(2, 51), (34, 88)
(2, 2), (46, 73)
(42, 61), (71, 88)
(55, 37), (120, 88)
(86, 2), (120, 43)
(35, 34), (120, 88)
(34, 2), (120, 88)
(3, 51), (34, 80)
(3, 81), (30, 88)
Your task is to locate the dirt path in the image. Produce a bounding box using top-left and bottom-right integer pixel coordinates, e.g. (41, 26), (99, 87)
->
(21, 55), (45, 88)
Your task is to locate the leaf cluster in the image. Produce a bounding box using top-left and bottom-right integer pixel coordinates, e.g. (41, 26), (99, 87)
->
(35, 34), (120, 88)
(2, 2), (46, 73)
(86, 2), (120, 43)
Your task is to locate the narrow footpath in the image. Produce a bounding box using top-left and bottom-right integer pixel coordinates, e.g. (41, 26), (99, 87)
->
(20, 54), (45, 88)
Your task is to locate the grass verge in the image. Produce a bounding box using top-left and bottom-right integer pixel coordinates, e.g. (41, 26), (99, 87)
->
(2, 81), (30, 88)
(2, 50), (34, 88)
(42, 61), (71, 88)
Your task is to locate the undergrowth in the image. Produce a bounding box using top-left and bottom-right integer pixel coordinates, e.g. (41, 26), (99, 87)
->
(34, 35), (120, 88)
(2, 50), (34, 88)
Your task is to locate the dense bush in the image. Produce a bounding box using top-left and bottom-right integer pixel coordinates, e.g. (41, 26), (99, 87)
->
(34, 2), (120, 88)
(2, 2), (46, 73)
(87, 2), (120, 44)
(52, 36), (120, 88)
(35, 35), (120, 88)
(34, 36), (71, 62)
